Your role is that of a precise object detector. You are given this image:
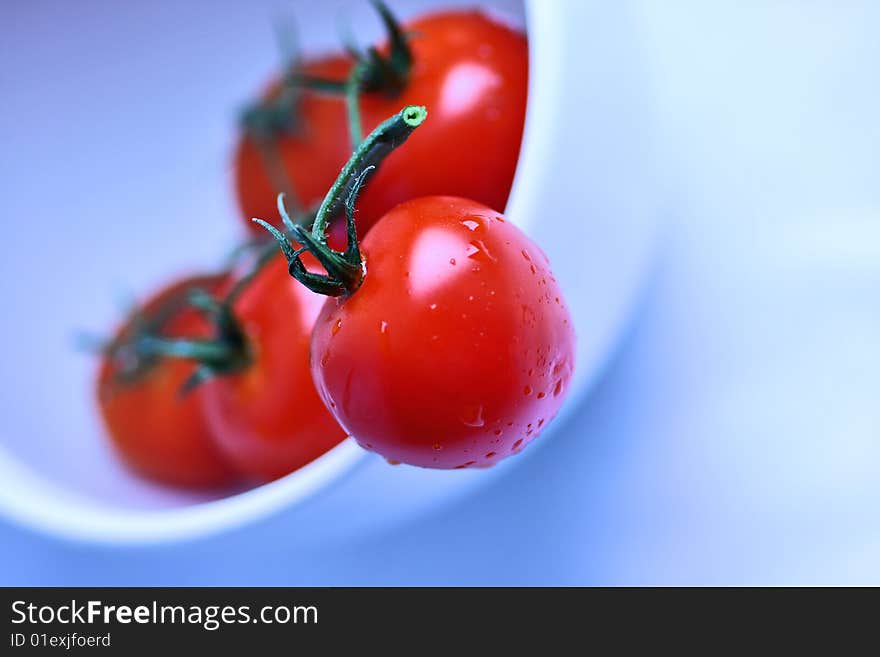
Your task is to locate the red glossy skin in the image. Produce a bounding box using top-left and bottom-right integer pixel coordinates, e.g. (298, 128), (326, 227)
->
(234, 11), (528, 237)
(97, 276), (238, 489)
(201, 256), (348, 482)
(310, 197), (575, 469)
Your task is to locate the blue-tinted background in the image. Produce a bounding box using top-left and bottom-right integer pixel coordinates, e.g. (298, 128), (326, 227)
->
(1, 0), (878, 584)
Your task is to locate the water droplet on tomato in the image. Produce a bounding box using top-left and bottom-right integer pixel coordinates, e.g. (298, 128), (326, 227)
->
(432, 443), (442, 451)
(379, 320), (388, 334)
(331, 319), (342, 336)
(429, 303), (437, 310)
(461, 219), (480, 231)
(485, 452), (496, 459)
(449, 257), (457, 266)
(459, 404), (485, 427)
(523, 385), (533, 396)
(537, 392), (546, 399)
(553, 380), (564, 397)
(385, 458), (401, 466)
(465, 239), (496, 263)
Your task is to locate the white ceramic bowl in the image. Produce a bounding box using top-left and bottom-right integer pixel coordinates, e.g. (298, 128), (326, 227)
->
(0, 0), (659, 545)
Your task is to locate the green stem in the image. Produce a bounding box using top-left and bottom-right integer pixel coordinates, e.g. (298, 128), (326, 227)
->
(101, 206), (317, 394)
(369, 0), (412, 88)
(254, 105), (427, 297)
(291, 73), (348, 94)
(312, 105), (426, 243)
(352, 0), (412, 95)
(135, 335), (238, 366)
(345, 62), (368, 150)
(223, 205), (316, 307)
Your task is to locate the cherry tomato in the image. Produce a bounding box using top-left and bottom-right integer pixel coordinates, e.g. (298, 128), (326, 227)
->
(309, 197), (575, 469)
(201, 255), (348, 482)
(234, 11), (527, 237)
(97, 275), (239, 489)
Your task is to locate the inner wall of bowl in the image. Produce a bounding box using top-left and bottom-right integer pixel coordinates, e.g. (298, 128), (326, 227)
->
(0, 0), (527, 511)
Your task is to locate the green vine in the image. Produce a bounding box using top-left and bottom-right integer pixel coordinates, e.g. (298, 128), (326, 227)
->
(254, 104), (427, 297)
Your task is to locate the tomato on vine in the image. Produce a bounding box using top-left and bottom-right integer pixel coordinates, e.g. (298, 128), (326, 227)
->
(312, 197), (574, 468)
(122, 237), (351, 484)
(257, 105), (575, 469)
(235, 2), (527, 239)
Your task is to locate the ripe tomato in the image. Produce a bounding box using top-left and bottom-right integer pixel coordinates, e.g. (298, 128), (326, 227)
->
(309, 197), (575, 469)
(234, 11), (527, 237)
(201, 255), (348, 482)
(97, 275), (239, 489)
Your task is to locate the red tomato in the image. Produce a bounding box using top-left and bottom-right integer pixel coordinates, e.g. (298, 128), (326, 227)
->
(309, 197), (575, 469)
(234, 11), (527, 237)
(201, 255), (348, 482)
(97, 275), (239, 489)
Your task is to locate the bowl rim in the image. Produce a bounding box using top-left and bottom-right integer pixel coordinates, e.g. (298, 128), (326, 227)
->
(0, 437), (369, 544)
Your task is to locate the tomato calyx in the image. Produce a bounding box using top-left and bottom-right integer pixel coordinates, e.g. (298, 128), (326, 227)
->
(236, 1), (415, 219)
(349, 0), (413, 97)
(103, 207), (324, 394)
(343, 0), (413, 149)
(85, 279), (224, 390)
(239, 20), (346, 142)
(239, 0), (411, 143)
(133, 290), (252, 394)
(133, 206), (324, 393)
(254, 104), (427, 297)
